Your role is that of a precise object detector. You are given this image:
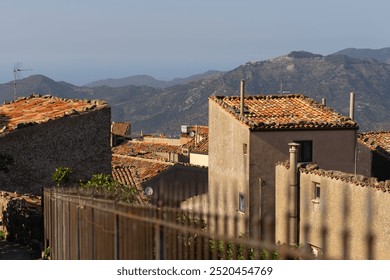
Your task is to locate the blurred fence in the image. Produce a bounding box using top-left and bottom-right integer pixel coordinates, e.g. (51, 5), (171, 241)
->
(43, 187), (313, 260)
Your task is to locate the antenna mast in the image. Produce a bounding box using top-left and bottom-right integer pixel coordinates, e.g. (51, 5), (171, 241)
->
(13, 62), (32, 100)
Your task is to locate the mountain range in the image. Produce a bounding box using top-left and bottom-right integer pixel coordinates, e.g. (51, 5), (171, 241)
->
(84, 70), (224, 88)
(0, 48), (389, 136)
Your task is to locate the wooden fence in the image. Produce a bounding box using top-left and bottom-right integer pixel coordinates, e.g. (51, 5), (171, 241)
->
(43, 187), (312, 260)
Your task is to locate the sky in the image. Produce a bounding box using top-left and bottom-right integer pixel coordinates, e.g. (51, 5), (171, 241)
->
(1, 0), (390, 85)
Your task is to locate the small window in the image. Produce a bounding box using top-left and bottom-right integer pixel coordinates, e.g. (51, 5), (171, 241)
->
(243, 143), (248, 155)
(294, 140), (313, 162)
(313, 183), (320, 201)
(238, 193), (245, 213)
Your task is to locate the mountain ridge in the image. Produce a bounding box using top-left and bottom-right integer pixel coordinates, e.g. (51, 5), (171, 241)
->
(84, 70), (224, 88)
(1, 49), (389, 135)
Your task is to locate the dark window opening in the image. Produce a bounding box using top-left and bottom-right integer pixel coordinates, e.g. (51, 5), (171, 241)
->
(238, 193), (245, 213)
(294, 140), (313, 162)
(314, 183), (320, 200)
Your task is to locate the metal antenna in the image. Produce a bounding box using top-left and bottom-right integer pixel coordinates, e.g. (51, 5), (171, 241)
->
(13, 62), (32, 100)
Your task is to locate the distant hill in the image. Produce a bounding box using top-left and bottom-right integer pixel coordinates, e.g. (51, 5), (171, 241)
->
(332, 47), (390, 64)
(84, 70), (223, 88)
(1, 50), (389, 135)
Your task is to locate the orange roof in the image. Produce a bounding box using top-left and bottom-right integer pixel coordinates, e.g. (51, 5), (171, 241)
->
(0, 95), (108, 133)
(210, 94), (358, 131)
(190, 136), (209, 154)
(112, 154), (173, 187)
(113, 140), (182, 160)
(182, 125), (209, 154)
(358, 131), (390, 158)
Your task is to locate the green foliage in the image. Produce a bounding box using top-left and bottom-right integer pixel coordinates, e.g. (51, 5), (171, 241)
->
(0, 154), (14, 173)
(176, 213), (207, 230)
(42, 246), (51, 260)
(207, 238), (280, 260)
(52, 167), (72, 187)
(80, 174), (139, 203)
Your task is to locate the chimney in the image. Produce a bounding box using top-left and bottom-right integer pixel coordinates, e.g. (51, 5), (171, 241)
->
(349, 92), (355, 120)
(321, 98), (326, 106)
(288, 142), (300, 246)
(240, 80), (245, 117)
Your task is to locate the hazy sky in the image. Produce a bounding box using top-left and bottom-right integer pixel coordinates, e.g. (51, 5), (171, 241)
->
(1, 0), (389, 85)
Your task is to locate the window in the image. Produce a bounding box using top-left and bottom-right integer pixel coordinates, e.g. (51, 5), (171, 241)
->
(312, 182), (320, 203)
(294, 140), (313, 162)
(238, 193), (245, 213)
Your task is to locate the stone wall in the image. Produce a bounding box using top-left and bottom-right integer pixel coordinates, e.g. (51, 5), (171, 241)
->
(0, 106), (112, 195)
(0, 191), (42, 254)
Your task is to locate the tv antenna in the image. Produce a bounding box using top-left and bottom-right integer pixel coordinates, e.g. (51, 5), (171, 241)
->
(13, 62), (32, 100)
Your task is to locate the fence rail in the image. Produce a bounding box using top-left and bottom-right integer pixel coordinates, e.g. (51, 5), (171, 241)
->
(43, 187), (313, 260)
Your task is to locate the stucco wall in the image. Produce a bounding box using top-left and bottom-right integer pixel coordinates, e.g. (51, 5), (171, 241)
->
(250, 129), (356, 239)
(189, 153), (208, 167)
(144, 165), (208, 207)
(208, 100), (250, 235)
(276, 163), (390, 260)
(356, 143), (373, 177)
(0, 107), (112, 194)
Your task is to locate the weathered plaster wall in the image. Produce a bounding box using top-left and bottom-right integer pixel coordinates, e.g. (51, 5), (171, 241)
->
(276, 163), (390, 259)
(250, 129), (357, 239)
(208, 100), (250, 235)
(144, 164), (208, 207)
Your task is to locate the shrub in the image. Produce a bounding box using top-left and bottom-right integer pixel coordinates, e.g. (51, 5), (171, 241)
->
(80, 174), (139, 203)
(52, 167), (72, 187)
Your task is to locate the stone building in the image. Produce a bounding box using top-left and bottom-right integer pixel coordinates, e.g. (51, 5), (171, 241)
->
(181, 125), (209, 167)
(0, 95), (111, 194)
(208, 88), (358, 238)
(275, 156), (390, 259)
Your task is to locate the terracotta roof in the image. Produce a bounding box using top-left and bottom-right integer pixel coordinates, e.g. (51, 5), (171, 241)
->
(190, 136), (209, 154)
(358, 131), (390, 159)
(210, 94), (358, 131)
(113, 140), (182, 160)
(182, 126), (209, 154)
(111, 122), (131, 136)
(181, 125), (209, 137)
(0, 94), (108, 133)
(112, 154), (173, 187)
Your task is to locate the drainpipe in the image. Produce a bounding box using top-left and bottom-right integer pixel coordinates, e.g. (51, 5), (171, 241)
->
(240, 80), (245, 117)
(288, 142), (300, 246)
